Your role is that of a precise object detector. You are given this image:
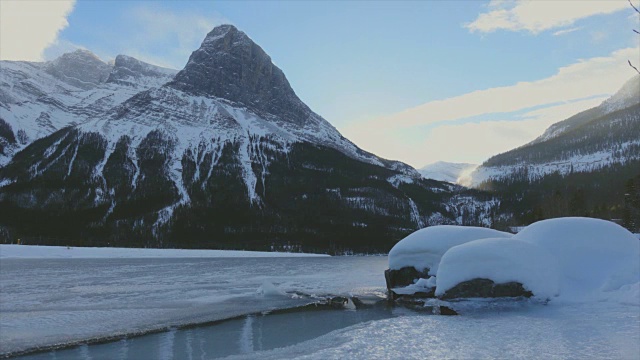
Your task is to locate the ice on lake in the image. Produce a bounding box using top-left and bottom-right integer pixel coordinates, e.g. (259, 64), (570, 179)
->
(1, 249), (639, 359)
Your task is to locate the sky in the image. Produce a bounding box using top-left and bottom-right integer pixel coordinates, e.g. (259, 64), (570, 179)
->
(1, 0), (638, 168)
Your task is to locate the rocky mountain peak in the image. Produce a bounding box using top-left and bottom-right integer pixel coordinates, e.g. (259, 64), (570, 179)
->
(168, 24), (312, 125)
(45, 49), (112, 90)
(106, 55), (178, 87)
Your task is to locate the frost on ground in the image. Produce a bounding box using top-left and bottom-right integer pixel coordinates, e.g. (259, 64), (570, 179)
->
(0, 245), (329, 259)
(388, 217), (640, 304)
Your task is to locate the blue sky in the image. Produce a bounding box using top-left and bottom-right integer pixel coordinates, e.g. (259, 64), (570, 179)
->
(1, 0), (638, 167)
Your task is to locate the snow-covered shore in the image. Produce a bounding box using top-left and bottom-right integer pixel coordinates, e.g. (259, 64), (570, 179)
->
(0, 244), (329, 259)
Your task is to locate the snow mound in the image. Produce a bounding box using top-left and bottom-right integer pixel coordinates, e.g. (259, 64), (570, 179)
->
(434, 238), (561, 300)
(388, 225), (512, 273)
(514, 217), (640, 301)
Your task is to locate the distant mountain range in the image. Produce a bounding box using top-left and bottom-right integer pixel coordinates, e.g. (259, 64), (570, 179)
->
(467, 75), (640, 231)
(418, 161), (478, 184)
(0, 25), (498, 251)
(466, 75), (640, 187)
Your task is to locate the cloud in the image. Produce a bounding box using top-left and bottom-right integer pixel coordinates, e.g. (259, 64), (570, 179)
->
(342, 97), (607, 167)
(415, 97), (607, 165)
(467, 0), (629, 34)
(119, 5), (230, 69)
(552, 27), (582, 36)
(0, 0), (76, 61)
(340, 46), (636, 167)
(379, 47), (637, 128)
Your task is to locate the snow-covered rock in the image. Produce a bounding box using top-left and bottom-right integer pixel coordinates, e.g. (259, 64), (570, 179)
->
(388, 217), (639, 303)
(514, 217), (640, 301)
(434, 237), (560, 300)
(388, 225), (513, 273)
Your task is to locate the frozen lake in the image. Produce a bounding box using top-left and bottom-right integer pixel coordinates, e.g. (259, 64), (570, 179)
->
(1, 255), (639, 359)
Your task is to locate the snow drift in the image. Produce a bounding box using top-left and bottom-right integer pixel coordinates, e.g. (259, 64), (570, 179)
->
(514, 217), (640, 301)
(387, 225), (512, 274)
(434, 237), (561, 299)
(388, 217), (639, 303)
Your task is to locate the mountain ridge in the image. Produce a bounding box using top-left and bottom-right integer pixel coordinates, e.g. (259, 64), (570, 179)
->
(0, 25), (499, 251)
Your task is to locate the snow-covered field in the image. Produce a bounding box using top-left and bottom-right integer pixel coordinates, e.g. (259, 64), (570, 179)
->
(0, 245), (329, 259)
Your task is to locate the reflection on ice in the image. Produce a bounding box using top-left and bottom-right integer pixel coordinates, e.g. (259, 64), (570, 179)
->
(1, 257), (388, 357)
(18, 303), (395, 360)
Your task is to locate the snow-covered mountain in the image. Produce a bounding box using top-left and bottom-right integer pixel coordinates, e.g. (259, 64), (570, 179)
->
(0, 50), (177, 165)
(465, 75), (640, 187)
(459, 75), (639, 228)
(0, 25), (499, 250)
(419, 161), (478, 184)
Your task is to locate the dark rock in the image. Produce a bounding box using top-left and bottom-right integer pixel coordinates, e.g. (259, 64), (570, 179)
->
(384, 266), (430, 289)
(439, 278), (533, 299)
(168, 24), (313, 126)
(438, 306), (458, 315)
(328, 296), (349, 308)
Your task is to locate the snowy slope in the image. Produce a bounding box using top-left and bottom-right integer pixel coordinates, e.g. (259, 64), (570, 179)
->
(463, 76), (640, 187)
(419, 161), (478, 183)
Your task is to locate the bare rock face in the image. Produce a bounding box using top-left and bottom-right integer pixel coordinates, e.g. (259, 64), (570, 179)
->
(439, 278), (533, 299)
(45, 49), (112, 90)
(168, 24), (313, 125)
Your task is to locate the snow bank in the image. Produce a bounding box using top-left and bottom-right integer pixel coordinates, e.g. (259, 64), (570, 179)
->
(0, 245), (329, 259)
(514, 217), (640, 301)
(434, 238), (560, 299)
(388, 226), (512, 273)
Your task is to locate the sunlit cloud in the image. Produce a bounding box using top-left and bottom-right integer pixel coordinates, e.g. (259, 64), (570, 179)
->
(342, 96), (607, 167)
(552, 27), (582, 36)
(0, 0), (76, 61)
(340, 46), (636, 167)
(467, 0), (629, 34)
(377, 47), (637, 128)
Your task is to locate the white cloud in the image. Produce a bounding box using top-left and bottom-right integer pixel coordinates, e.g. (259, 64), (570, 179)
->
(552, 27), (582, 36)
(467, 0), (629, 34)
(342, 97), (607, 167)
(0, 0), (76, 61)
(379, 47), (637, 128)
(415, 97), (607, 166)
(341, 46), (637, 167)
